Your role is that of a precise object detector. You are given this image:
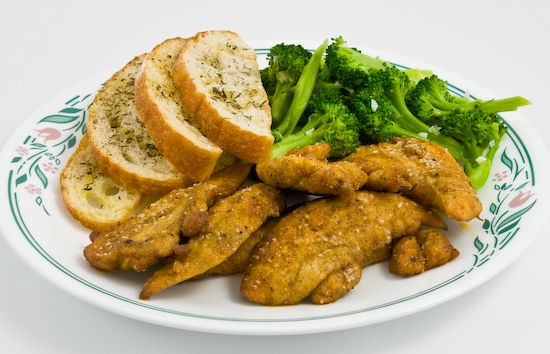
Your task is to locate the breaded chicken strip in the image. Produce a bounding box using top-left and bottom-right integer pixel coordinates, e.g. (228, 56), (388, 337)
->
(256, 143), (368, 197)
(83, 162), (252, 272)
(389, 229), (460, 277)
(241, 191), (446, 306)
(343, 137), (482, 221)
(139, 183), (286, 299)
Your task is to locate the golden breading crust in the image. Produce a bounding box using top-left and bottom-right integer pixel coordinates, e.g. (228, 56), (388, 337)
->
(194, 217), (280, 279)
(139, 183), (287, 299)
(343, 137), (482, 221)
(256, 143), (368, 197)
(83, 162), (251, 272)
(309, 244), (391, 305)
(389, 229), (460, 277)
(241, 191), (447, 306)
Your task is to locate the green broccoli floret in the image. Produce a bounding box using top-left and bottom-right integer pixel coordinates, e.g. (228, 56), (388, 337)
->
(407, 74), (531, 124)
(325, 36), (388, 89)
(272, 39), (329, 140)
(351, 68), (463, 160)
(404, 74), (530, 188)
(270, 88), (361, 159)
(436, 108), (508, 188)
(260, 43), (312, 126)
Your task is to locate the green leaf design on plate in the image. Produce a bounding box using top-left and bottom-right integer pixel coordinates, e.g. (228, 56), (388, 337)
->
(39, 114), (80, 124)
(68, 135), (77, 149)
(15, 174), (27, 186)
(11, 156), (22, 163)
(59, 107), (83, 114)
(496, 201), (536, 235)
(515, 182), (528, 190)
(501, 149), (514, 173)
(34, 165), (48, 189)
(474, 237), (484, 252)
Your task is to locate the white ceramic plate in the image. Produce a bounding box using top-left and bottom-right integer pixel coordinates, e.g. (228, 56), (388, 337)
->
(1, 41), (549, 335)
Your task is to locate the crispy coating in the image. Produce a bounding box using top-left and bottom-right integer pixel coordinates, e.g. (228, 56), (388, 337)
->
(389, 229), (460, 277)
(83, 162), (252, 272)
(343, 137), (482, 221)
(388, 236), (426, 277)
(309, 244), (391, 305)
(195, 217), (280, 279)
(287, 142), (332, 160)
(241, 191), (446, 306)
(139, 183), (287, 299)
(256, 143), (368, 197)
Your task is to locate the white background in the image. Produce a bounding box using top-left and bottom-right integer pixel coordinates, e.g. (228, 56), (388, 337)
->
(1, 1), (549, 353)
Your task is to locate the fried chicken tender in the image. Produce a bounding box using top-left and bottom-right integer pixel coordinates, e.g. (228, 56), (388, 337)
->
(343, 137), (482, 222)
(256, 143), (368, 197)
(83, 162), (252, 272)
(241, 191), (447, 306)
(389, 229), (460, 277)
(139, 183), (286, 299)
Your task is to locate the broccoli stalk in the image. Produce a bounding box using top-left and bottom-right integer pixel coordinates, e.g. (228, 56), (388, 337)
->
(270, 89), (361, 159)
(260, 44), (312, 127)
(272, 39), (329, 141)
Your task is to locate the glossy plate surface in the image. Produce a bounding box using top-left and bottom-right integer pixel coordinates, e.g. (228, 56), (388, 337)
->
(1, 41), (549, 335)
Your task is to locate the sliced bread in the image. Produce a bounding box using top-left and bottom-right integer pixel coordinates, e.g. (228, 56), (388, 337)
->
(60, 134), (145, 232)
(173, 30), (273, 163)
(135, 37), (224, 181)
(86, 53), (188, 195)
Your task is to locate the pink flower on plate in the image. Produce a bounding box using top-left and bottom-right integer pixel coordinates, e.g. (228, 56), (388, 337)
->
(25, 184), (42, 195)
(492, 170), (509, 182)
(16, 146), (29, 156)
(509, 190), (536, 208)
(35, 128), (62, 143)
(43, 161), (59, 174)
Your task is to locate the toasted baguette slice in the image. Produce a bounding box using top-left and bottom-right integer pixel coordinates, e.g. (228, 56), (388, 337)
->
(135, 37), (224, 181)
(60, 134), (145, 232)
(87, 53), (188, 195)
(173, 30), (273, 163)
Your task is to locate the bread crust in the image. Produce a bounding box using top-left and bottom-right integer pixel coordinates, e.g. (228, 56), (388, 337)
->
(60, 134), (145, 232)
(173, 30), (274, 163)
(87, 54), (188, 195)
(135, 37), (223, 181)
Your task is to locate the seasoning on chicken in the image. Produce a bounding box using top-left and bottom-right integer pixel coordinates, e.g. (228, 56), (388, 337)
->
(241, 190), (447, 306)
(343, 137), (482, 221)
(83, 162), (252, 272)
(139, 183), (286, 300)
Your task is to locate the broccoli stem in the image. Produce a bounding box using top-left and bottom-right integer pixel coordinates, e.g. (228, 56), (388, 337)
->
(270, 83), (294, 126)
(477, 96), (531, 114)
(431, 95), (530, 115)
(274, 39), (329, 139)
(388, 83), (465, 159)
(270, 125), (327, 158)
